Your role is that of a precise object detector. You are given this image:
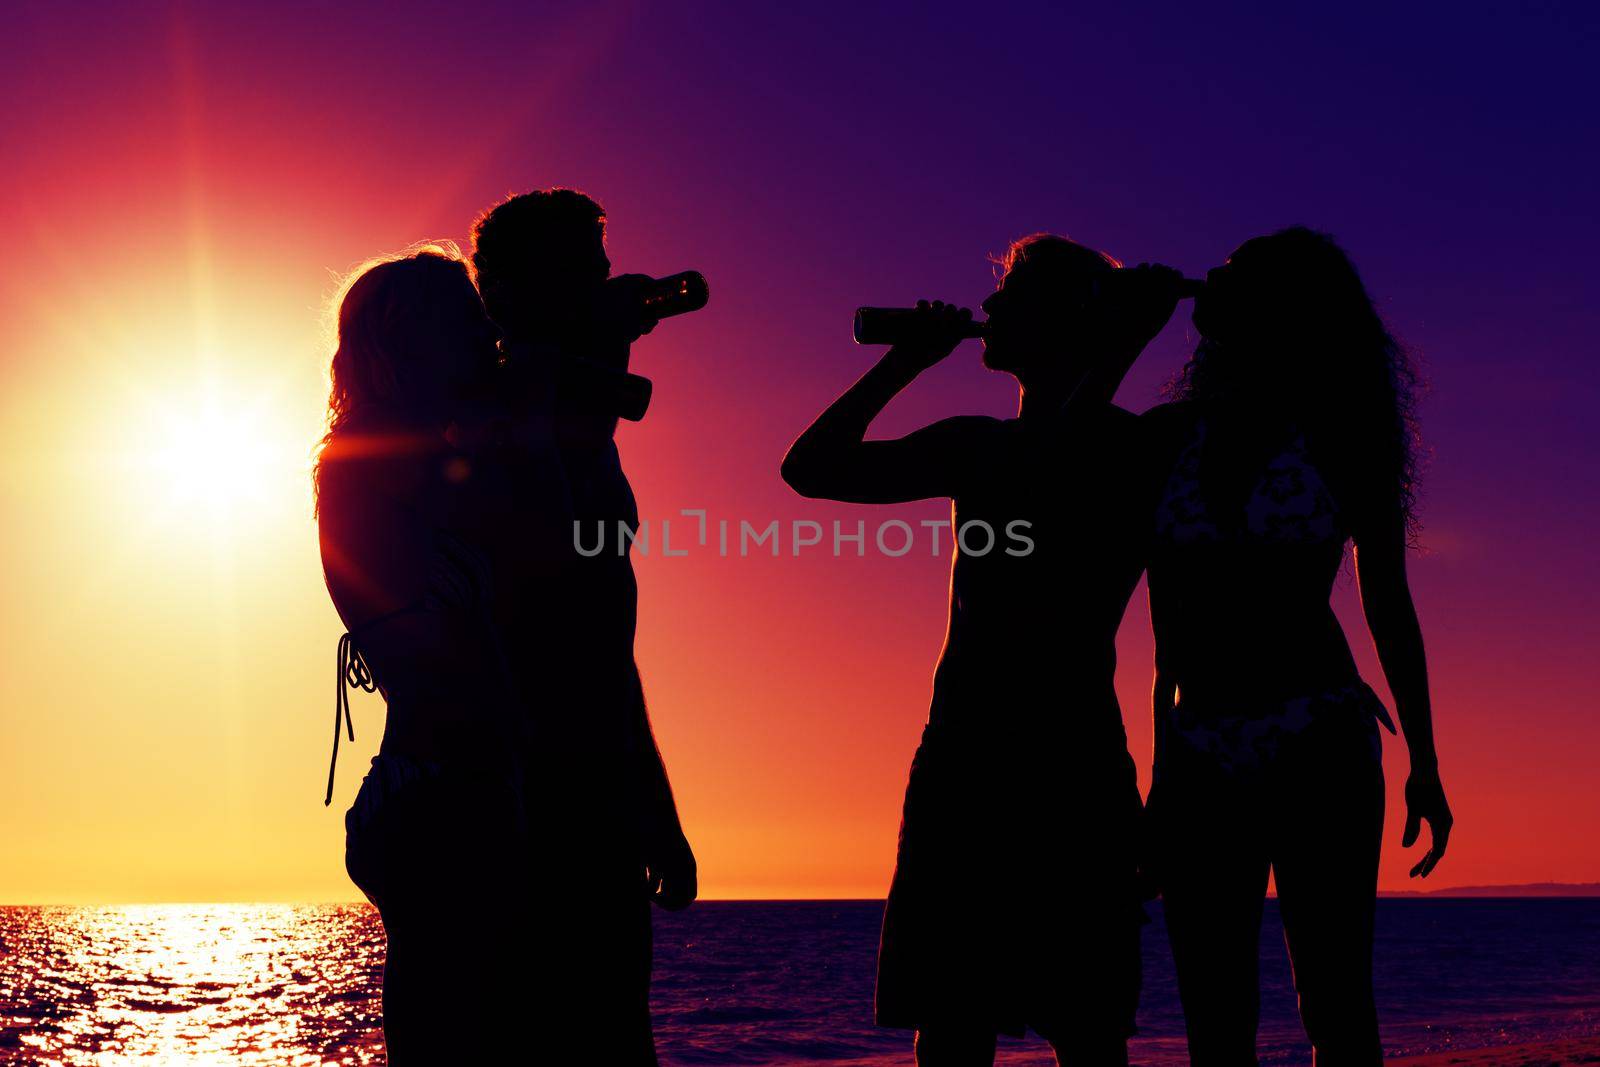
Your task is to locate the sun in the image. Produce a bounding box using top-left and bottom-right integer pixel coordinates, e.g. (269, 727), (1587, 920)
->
(153, 401), (275, 507)
(128, 379), (305, 524)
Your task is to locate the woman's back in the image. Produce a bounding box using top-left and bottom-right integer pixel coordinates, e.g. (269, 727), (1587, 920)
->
(1146, 402), (1362, 703)
(317, 412), (516, 767)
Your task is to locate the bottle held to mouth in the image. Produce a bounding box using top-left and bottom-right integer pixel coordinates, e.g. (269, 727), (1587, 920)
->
(1092, 270), (1207, 300)
(852, 307), (988, 346)
(562, 272), (703, 423)
(624, 271), (710, 321)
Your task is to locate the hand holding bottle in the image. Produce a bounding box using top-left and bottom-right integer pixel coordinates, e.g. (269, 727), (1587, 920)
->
(883, 299), (977, 372)
(587, 273), (662, 361)
(1097, 263), (1186, 353)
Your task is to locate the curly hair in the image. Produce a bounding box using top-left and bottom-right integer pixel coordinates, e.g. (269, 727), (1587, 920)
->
(312, 242), (478, 513)
(1168, 227), (1424, 543)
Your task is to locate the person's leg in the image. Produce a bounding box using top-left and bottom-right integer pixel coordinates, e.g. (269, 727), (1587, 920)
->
(1047, 1039), (1127, 1067)
(345, 776), (445, 1067)
(1036, 915), (1138, 1067)
(356, 768), (529, 1065)
(1272, 740), (1385, 1067)
(380, 911), (523, 1064)
(1030, 853), (1141, 1065)
(1155, 774), (1271, 1066)
(373, 919), (474, 1065)
(539, 855), (659, 1065)
(606, 877), (659, 1065)
(881, 730), (1000, 1060)
(914, 1027), (997, 1066)
(375, 923), (416, 1063)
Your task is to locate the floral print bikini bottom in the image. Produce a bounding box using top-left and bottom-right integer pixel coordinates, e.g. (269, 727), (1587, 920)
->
(1159, 681), (1398, 781)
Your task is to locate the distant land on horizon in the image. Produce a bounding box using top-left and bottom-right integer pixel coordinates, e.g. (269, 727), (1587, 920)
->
(1376, 882), (1600, 898)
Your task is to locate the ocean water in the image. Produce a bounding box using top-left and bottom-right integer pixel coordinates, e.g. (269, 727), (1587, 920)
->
(2, 900), (1598, 1064)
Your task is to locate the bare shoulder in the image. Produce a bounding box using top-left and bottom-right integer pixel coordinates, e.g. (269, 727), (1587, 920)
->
(924, 414), (1008, 437)
(903, 413), (1010, 456)
(1094, 401), (1144, 434)
(1136, 399), (1197, 428)
(317, 417), (441, 512)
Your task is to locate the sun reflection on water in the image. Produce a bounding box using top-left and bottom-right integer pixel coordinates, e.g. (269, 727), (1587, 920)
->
(0, 904), (384, 1065)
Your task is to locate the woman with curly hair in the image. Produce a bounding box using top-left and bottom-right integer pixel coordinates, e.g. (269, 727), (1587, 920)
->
(314, 245), (570, 1062)
(1142, 227), (1452, 1065)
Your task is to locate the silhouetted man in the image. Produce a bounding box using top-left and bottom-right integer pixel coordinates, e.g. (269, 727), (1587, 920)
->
(471, 188), (695, 1064)
(782, 235), (1181, 1066)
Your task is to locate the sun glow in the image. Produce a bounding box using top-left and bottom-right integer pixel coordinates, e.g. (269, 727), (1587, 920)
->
(153, 397), (278, 507)
(122, 378), (310, 529)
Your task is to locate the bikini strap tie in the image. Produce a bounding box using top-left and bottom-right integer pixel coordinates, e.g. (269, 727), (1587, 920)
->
(327, 633), (377, 806)
(324, 603), (419, 806)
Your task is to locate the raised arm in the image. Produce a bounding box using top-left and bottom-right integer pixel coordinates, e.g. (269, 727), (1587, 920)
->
(1068, 264), (1186, 410)
(781, 301), (986, 503)
(1354, 525), (1452, 878)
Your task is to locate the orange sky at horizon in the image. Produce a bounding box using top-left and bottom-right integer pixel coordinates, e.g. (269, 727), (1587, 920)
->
(3, 4), (1597, 904)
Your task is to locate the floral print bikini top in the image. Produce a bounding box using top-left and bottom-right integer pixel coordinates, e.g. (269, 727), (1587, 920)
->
(1154, 419), (1343, 547)
(1151, 419), (1397, 778)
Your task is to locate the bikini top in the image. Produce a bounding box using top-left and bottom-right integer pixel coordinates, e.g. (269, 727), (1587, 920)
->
(1150, 421), (1399, 759)
(324, 529), (510, 806)
(1154, 419), (1346, 549)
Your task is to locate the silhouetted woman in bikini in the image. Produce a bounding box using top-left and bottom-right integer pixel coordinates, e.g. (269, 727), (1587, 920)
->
(314, 245), (569, 1062)
(1142, 227), (1453, 1065)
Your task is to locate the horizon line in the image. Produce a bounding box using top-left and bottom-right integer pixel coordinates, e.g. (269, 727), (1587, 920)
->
(6, 883), (1600, 908)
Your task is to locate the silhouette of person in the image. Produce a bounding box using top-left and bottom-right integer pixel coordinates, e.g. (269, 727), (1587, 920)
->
(469, 188), (696, 1065)
(1138, 227), (1453, 1065)
(782, 236), (1183, 1066)
(315, 245), (573, 1062)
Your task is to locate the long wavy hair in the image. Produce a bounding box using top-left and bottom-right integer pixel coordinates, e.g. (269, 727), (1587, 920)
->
(1169, 227), (1424, 543)
(312, 242), (487, 512)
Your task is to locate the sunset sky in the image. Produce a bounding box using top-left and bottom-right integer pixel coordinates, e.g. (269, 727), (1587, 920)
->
(1, 2), (1596, 903)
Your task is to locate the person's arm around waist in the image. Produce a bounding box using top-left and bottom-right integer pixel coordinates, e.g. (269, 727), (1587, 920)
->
(628, 667), (697, 910)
